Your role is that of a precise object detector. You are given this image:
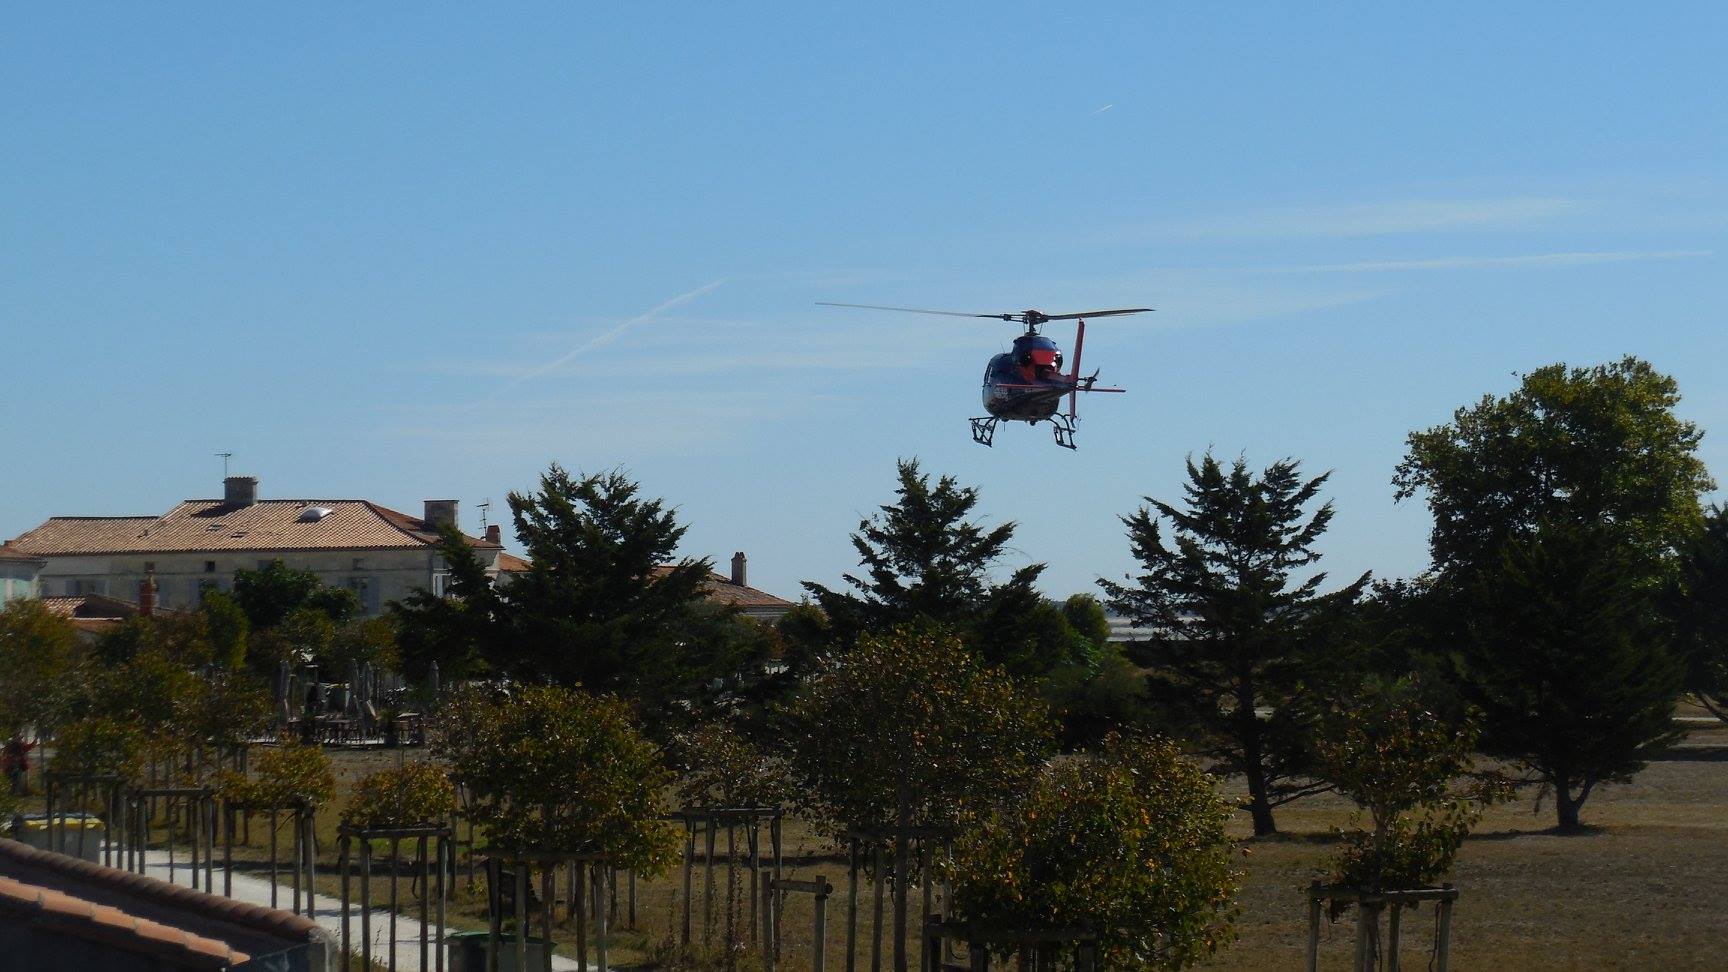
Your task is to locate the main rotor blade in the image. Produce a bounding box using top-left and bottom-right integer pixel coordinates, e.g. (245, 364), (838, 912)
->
(1041, 308), (1154, 321)
(816, 302), (1008, 320)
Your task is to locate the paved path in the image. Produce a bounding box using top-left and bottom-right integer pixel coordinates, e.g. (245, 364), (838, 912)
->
(134, 848), (584, 971)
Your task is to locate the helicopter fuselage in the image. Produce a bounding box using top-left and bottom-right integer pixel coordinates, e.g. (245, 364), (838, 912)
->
(981, 333), (1072, 421)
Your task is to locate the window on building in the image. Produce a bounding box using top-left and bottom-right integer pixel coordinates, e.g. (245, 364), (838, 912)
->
(143, 561), (155, 572)
(71, 578), (106, 596)
(345, 576), (379, 614)
(431, 572), (452, 598)
(352, 557), (366, 571)
(205, 561), (217, 573)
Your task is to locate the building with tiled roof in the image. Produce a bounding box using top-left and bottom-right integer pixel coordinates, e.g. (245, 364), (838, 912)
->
(0, 837), (331, 970)
(7, 476), (503, 617)
(496, 550), (796, 622)
(0, 540), (44, 607)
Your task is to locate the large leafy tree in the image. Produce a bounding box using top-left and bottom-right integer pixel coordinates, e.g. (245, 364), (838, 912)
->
(804, 459), (1081, 677)
(1394, 357), (1713, 578)
(1394, 359), (1707, 828)
(1460, 523), (1683, 830)
(1099, 453), (1368, 836)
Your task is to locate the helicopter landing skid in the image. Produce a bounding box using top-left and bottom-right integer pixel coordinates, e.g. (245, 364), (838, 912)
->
(969, 414), (1081, 449)
(1046, 413), (1079, 450)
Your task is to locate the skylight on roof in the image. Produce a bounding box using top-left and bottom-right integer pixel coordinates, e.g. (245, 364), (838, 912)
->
(297, 506), (335, 523)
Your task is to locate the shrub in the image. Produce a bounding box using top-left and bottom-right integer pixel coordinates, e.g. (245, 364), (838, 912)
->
(947, 734), (1240, 972)
(1313, 677), (1501, 902)
(433, 684), (677, 872)
(670, 722), (792, 809)
(51, 717), (146, 781)
(218, 741), (335, 807)
(343, 761), (460, 827)
(782, 624), (1052, 835)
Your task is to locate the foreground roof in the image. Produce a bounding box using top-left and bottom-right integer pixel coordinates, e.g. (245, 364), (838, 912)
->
(0, 838), (327, 968)
(10, 500), (501, 557)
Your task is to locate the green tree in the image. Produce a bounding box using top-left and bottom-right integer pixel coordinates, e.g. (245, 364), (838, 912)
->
(501, 466), (717, 710)
(232, 559), (361, 630)
(1099, 454), (1368, 836)
(1669, 505), (1728, 722)
(392, 525), (509, 682)
(0, 599), (85, 740)
(1394, 357), (1713, 578)
(1313, 678), (1496, 901)
(783, 624), (1054, 972)
(782, 624), (1053, 836)
(947, 733), (1239, 972)
(433, 684), (677, 871)
(342, 762), (460, 827)
(1459, 523), (1683, 831)
(804, 459), (1080, 677)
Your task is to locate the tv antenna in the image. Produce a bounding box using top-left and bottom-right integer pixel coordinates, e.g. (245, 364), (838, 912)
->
(478, 498), (492, 530)
(215, 452), (234, 477)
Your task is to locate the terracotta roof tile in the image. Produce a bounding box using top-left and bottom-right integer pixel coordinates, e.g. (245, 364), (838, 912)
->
(0, 873), (249, 968)
(0, 838), (324, 963)
(0, 541), (44, 563)
(496, 556), (793, 609)
(10, 499), (500, 556)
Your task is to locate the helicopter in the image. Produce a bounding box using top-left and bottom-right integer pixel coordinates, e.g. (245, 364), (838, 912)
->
(816, 302), (1152, 449)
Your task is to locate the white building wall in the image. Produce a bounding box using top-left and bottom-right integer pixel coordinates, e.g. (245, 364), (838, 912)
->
(33, 547), (500, 615)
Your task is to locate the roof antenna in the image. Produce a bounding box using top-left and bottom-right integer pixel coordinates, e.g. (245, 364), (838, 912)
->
(478, 498), (492, 530)
(215, 452), (233, 477)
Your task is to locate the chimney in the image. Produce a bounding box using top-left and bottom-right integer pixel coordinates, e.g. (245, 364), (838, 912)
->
(730, 551), (747, 587)
(485, 524), (502, 544)
(423, 500), (460, 532)
(224, 476), (259, 507)
(138, 572), (157, 618)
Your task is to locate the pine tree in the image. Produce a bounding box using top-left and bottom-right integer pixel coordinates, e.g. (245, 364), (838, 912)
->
(502, 466), (716, 711)
(1099, 454), (1368, 836)
(802, 459), (1079, 677)
(1460, 523), (1683, 831)
(1669, 506), (1728, 723)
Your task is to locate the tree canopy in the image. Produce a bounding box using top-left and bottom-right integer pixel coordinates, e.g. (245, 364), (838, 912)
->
(782, 624), (1052, 836)
(1099, 453), (1368, 836)
(804, 459), (1085, 677)
(947, 733), (1239, 972)
(1458, 522), (1683, 830)
(1394, 356), (1712, 578)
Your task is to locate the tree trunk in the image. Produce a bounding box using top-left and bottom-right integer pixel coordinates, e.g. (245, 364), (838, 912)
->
(1555, 774), (1583, 833)
(1238, 682), (1277, 836)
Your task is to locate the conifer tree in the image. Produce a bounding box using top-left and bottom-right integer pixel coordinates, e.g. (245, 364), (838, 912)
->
(803, 459), (1080, 677)
(503, 466), (716, 708)
(1099, 453), (1367, 836)
(1670, 506), (1728, 723)
(1461, 523), (1683, 830)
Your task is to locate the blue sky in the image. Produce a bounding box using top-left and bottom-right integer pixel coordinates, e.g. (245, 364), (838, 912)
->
(4, 4), (1726, 602)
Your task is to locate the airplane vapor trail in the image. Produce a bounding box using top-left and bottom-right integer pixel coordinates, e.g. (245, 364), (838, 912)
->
(505, 278), (728, 387)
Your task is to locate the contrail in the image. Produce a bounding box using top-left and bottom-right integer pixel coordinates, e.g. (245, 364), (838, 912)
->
(505, 278), (727, 387)
(1092, 104), (1114, 115)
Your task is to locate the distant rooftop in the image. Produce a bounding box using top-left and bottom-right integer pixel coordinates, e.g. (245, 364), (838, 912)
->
(10, 499), (500, 557)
